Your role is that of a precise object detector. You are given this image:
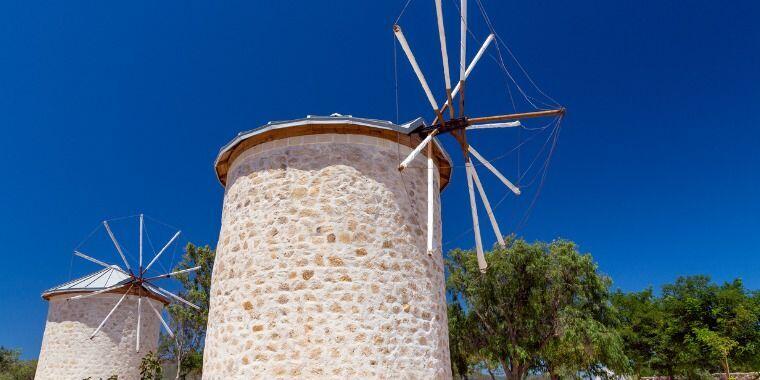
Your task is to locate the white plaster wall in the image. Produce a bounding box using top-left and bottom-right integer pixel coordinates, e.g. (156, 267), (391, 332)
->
(35, 293), (163, 380)
(203, 134), (451, 379)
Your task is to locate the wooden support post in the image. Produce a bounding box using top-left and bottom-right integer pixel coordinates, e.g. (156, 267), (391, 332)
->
(147, 284), (200, 310)
(139, 214), (143, 273)
(432, 34), (495, 125)
(465, 161), (486, 273)
(136, 289), (142, 352)
(458, 80), (465, 118)
(470, 164), (505, 247)
(399, 129), (438, 171)
(148, 299), (174, 338)
(103, 220), (132, 273)
(452, 128), (487, 272)
(459, 0), (467, 82)
(434, 0), (453, 118)
(144, 230), (181, 273)
(74, 250), (127, 275)
(459, 0), (467, 117)
(427, 142), (435, 255)
(468, 108), (565, 124)
(468, 145), (521, 195)
(466, 121), (521, 130)
(446, 89), (455, 119)
(143, 266), (201, 282)
(394, 25), (441, 113)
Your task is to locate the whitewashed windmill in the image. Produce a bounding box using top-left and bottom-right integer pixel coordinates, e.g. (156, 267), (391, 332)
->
(394, 0), (565, 272)
(66, 214), (200, 351)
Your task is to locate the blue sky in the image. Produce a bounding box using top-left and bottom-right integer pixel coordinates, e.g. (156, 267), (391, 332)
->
(1, 1), (758, 358)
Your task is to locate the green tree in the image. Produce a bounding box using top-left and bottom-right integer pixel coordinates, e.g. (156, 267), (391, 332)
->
(611, 288), (663, 377)
(139, 351), (162, 380)
(657, 275), (717, 377)
(659, 276), (760, 377)
(158, 243), (214, 379)
(448, 302), (472, 379)
(0, 347), (19, 374)
(446, 238), (627, 380)
(0, 347), (36, 380)
(541, 310), (629, 379)
(712, 279), (760, 371)
(693, 327), (737, 380)
(613, 276), (760, 378)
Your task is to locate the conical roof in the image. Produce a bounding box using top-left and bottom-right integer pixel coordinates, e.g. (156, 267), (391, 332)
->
(213, 114), (453, 188)
(42, 266), (169, 304)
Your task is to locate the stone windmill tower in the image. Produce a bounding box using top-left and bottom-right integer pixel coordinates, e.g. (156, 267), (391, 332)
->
(36, 265), (170, 380)
(205, 114), (453, 378)
(36, 214), (199, 379)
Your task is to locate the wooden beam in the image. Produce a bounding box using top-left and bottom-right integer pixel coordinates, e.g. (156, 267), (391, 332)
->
(136, 288), (142, 352)
(394, 25), (440, 113)
(103, 221), (132, 273)
(465, 161), (486, 273)
(468, 146), (520, 195)
(144, 230), (181, 274)
(399, 129), (438, 171)
(148, 299), (174, 338)
(467, 108), (565, 124)
(143, 266), (201, 282)
(469, 163), (505, 247)
(427, 142), (435, 255)
(432, 34), (495, 126)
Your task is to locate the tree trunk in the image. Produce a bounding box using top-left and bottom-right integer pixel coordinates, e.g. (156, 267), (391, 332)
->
(498, 356), (527, 380)
(175, 341), (182, 380)
(547, 364), (559, 380)
(505, 363), (525, 380)
(486, 366), (496, 380)
(721, 355), (730, 380)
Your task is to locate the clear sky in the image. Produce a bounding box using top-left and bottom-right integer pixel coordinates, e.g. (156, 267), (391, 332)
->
(1, 1), (758, 358)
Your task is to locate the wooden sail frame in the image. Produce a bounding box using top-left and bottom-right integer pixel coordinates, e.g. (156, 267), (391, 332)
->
(394, 0), (565, 272)
(62, 215), (200, 352)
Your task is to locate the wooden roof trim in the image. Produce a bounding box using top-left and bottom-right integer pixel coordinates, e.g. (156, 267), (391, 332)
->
(42, 284), (171, 305)
(214, 123), (453, 190)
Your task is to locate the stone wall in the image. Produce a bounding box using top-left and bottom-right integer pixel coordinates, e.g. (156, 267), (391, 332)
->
(35, 293), (162, 380)
(643, 374), (760, 380)
(203, 133), (452, 379)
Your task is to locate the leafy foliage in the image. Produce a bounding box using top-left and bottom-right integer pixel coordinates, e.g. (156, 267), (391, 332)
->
(0, 347), (36, 380)
(446, 238), (628, 379)
(139, 351), (162, 380)
(448, 302), (472, 379)
(612, 276), (760, 378)
(158, 243), (214, 379)
(694, 327), (737, 378)
(611, 288), (663, 376)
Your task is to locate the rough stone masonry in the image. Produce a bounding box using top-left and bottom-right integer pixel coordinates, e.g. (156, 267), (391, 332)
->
(35, 294), (163, 380)
(203, 124), (453, 379)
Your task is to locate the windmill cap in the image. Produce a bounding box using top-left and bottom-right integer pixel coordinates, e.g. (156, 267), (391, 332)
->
(42, 266), (170, 305)
(214, 115), (453, 189)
